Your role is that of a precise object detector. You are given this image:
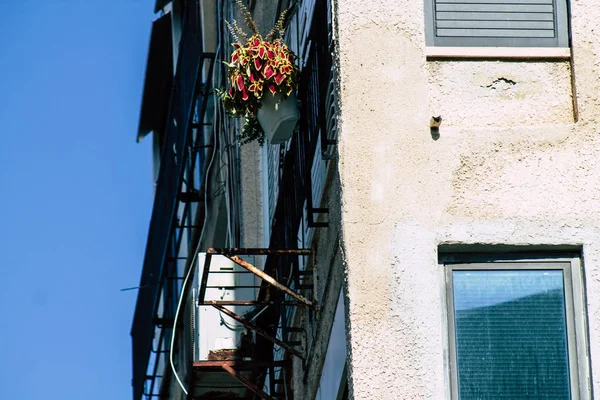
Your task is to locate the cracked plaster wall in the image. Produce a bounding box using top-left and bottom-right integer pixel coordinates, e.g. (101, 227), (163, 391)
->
(333, 0), (600, 398)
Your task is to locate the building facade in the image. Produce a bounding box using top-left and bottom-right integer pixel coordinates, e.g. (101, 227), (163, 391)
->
(132, 0), (600, 399)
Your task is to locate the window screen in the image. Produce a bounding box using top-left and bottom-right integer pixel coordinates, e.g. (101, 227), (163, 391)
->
(424, 0), (570, 48)
(451, 269), (570, 399)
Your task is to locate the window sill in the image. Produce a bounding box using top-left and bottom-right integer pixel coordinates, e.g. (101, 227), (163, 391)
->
(425, 47), (571, 60)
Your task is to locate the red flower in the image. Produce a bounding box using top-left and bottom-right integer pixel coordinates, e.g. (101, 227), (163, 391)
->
(218, 32), (299, 121)
(249, 81), (262, 95)
(274, 73), (285, 86)
(262, 65), (275, 79)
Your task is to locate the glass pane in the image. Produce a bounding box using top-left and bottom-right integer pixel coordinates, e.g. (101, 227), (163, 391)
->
(452, 270), (570, 399)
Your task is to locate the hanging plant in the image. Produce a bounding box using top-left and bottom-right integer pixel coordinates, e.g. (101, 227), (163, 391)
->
(216, 0), (299, 145)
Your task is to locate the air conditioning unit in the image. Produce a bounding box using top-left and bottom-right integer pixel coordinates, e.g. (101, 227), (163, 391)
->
(193, 253), (257, 361)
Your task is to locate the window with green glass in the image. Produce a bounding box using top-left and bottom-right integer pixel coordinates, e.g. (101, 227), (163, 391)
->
(441, 255), (590, 400)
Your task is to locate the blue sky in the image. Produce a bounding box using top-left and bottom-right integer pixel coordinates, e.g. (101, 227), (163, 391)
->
(0, 1), (155, 398)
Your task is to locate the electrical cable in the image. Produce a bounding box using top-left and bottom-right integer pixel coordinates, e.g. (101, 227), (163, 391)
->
(168, 40), (222, 396)
(168, 132), (215, 396)
(212, 0), (245, 333)
(283, 366), (289, 399)
(249, 303), (269, 323)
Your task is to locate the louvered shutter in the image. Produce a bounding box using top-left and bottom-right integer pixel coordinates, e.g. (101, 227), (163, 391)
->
(322, 67), (338, 160)
(425, 0), (569, 47)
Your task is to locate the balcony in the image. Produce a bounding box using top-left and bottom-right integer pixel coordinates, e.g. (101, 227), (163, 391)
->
(131, 1), (215, 399)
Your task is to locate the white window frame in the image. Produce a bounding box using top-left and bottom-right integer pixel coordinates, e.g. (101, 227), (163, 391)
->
(439, 253), (591, 400)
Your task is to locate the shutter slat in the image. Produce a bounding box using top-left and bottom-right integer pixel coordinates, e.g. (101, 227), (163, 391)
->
(433, 0), (559, 44)
(437, 20), (554, 30)
(436, 4), (554, 12)
(437, 28), (555, 38)
(436, 12), (555, 21)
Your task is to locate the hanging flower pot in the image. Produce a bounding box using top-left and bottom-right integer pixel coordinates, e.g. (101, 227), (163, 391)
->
(215, 1), (300, 146)
(257, 91), (299, 144)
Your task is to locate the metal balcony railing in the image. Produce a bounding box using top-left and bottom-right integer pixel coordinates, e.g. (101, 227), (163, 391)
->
(130, 1), (216, 399)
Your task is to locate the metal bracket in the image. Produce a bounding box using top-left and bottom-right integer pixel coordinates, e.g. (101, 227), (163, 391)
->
(221, 364), (274, 400)
(223, 254), (315, 308)
(212, 304), (304, 360)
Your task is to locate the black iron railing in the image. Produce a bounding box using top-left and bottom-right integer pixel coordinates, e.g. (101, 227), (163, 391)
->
(254, 0), (333, 380)
(130, 2), (210, 399)
(271, 0), (331, 251)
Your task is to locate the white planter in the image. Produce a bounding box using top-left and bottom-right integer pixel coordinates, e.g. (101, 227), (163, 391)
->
(257, 91), (300, 144)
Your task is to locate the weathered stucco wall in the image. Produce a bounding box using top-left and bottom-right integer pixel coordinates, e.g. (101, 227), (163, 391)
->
(333, 0), (600, 398)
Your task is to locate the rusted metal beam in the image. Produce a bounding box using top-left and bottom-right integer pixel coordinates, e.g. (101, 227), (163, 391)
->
(193, 360), (290, 369)
(221, 364), (274, 400)
(212, 305), (304, 360)
(197, 253), (212, 304)
(201, 300), (307, 306)
(190, 384), (246, 389)
(207, 248), (311, 255)
(223, 255), (315, 308)
(205, 285), (262, 289)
